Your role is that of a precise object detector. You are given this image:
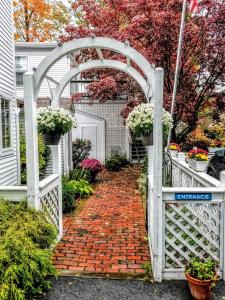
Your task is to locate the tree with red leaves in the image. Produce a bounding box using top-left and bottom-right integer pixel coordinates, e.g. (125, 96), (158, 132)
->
(60, 0), (225, 142)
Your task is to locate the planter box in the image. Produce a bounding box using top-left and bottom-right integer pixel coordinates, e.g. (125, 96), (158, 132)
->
(188, 158), (209, 172)
(208, 147), (221, 153)
(169, 150), (178, 158)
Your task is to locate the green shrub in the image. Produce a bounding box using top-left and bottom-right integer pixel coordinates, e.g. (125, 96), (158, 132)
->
(105, 154), (129, 172)
(186, 258), (218, 281)
(20, 135), (50, 184)
(69, 167), (92, 183)
(62, 179), (93, 213)
(72, 139), (92, 168)
(0, 200), (57, 300)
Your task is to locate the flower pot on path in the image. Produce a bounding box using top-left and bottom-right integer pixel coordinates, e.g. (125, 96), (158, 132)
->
(140, 132), (153, 146)
(186, 273), (212, 300)
(43, 133), (61, 145)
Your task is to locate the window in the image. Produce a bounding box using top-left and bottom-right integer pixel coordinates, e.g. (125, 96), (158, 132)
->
(1, 98), (11, 149)
(15, 56), (28, 86)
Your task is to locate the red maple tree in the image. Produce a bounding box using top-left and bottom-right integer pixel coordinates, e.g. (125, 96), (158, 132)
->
(60, 0), (225, 142)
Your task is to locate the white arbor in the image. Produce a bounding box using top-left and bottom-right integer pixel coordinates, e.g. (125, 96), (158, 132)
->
(24, 37), (164, 279)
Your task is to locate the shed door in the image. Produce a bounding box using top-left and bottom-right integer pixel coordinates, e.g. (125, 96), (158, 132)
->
(81, 125), (97, 159)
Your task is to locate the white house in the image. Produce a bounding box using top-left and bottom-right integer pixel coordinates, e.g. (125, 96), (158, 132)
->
(15, 42), (72, 174)
(0, 0), (19, 185)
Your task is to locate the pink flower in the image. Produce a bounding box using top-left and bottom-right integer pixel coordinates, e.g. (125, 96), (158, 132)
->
(81, 159), (103, 173)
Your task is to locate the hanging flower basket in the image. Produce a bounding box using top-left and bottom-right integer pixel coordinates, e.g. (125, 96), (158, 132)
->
(125, 103), (172, 147)
(42, 132), (61, 145)
(140, 132), (153, 146)
(37, 106), (77, 145)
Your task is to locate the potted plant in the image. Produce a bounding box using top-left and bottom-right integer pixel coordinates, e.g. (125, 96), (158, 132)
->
(185, 258), (218, 300)
(208, 140), (223, 153)
(187, 148), (209, 172)
(169, 143), (181, 158)
(37, 107), (76, 145)
(126, 103), (172, 146)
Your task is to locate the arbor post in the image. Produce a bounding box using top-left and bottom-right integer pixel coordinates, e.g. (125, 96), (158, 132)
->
(150, 67), (164, 282)
(51, 88), (63, 239)
(24, 72), (40, 209)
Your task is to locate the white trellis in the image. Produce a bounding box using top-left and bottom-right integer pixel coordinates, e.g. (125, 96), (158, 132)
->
(23, 37), (164, 244)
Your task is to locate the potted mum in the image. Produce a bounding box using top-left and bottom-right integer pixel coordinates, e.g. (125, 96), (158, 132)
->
(185, 258), (218, 300)
(169, 143), (181, 158)
(208, 140), (223, 153)
(126, 103), (172, 146)
(37, 107), (76, 145)
(187, 148), (209, 172)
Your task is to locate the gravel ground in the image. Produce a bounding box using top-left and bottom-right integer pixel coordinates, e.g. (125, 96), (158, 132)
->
(40, 277), (225, 300)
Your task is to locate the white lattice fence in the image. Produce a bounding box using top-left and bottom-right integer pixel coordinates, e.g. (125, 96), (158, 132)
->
(162, 187), (225, 280)
(165, 202), (221, 269)
(39, 174), (61, 234)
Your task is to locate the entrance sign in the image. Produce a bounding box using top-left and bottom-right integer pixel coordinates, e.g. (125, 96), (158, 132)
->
(175, 193), (212, 201)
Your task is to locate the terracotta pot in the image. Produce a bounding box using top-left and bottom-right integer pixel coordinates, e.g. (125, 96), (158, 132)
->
(42, 132), (61, 145)
(186, 273), (212, 300)
(140, 132), (153, 146)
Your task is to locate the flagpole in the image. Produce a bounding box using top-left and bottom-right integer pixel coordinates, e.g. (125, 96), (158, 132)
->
(167, 0), (188, 148)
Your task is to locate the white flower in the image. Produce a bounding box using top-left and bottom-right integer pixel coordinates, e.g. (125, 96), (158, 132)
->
(126, 103), (172, 136)
(37, 106), (77, 134)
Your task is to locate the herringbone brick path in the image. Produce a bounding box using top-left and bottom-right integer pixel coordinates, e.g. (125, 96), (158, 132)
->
(53, 166), (150, 277)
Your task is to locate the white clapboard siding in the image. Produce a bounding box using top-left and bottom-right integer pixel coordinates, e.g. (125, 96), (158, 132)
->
(0, 0), (19, 186)
(15, 43), (70, 99)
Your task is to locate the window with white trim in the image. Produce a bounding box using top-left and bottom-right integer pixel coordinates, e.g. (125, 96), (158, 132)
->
(1, 98), (11, 149)
(15, 56), (28, 86)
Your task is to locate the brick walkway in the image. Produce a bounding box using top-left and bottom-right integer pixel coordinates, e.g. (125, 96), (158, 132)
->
(53, 166), (150, 278)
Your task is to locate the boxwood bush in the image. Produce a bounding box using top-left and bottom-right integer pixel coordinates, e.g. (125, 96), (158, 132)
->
(105, 154), (129, 172)
(0, 200), (57, 300)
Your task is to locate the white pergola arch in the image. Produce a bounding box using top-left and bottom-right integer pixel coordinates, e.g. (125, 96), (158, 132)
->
(33, 37), (154, 100)
(24, 37), (164, 273)
(54, 59), (150, 102)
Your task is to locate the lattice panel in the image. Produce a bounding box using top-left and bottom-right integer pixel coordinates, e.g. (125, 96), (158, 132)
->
(165, 202), (221, 269)
(40, 187), (60, 231)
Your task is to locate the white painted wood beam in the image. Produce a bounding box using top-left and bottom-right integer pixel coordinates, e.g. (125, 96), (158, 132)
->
(45, 75), (59, 85)
(96, 48), (104, 60)
(68, 53), (79, 67)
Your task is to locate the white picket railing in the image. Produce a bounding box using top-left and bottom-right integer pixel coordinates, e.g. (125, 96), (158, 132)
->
(0, 174), (62, 238)
(0, 185), (27, 202)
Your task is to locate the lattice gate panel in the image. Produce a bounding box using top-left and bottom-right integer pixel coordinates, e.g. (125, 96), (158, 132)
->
(40, 187), (60, 231)
(164, 202), (221, 269)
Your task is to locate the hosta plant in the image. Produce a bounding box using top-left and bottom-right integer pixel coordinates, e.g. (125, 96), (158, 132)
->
(37, 106), (76, 135)
(126, 103), (172, 137)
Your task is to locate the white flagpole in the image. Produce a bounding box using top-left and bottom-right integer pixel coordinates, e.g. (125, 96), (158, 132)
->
(167, 0), (188, 148)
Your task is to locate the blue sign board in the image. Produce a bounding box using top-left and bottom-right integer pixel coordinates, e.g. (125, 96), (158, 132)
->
(175, 193), (212, 201)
